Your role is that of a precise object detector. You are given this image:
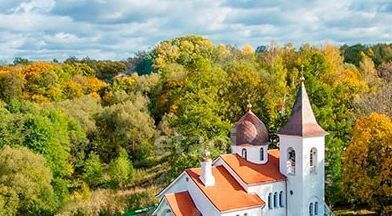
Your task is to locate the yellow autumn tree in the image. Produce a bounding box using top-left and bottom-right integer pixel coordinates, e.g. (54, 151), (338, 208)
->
(343, 113), (392, 215)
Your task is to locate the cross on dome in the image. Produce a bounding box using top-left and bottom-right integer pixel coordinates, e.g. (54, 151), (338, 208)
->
(247, 96), (252, 111)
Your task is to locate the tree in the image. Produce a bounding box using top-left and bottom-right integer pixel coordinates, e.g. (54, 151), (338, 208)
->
(0, 146), (57, 215)
(95, 94), (156, 161)
(151, 35), (218, 71)
(167, 60), (232, 178)
(343, 113), (392, 214)
(354, 83), (392, 117)
(0, 66), (25, 103)
(83, 153), (104, 188)
(13, 57), (31, 65)
(377, 62), (392, 82)
(108, 148), (134, 188)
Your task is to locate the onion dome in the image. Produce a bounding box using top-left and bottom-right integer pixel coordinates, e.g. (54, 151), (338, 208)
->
(278, 82), (328, 137)
(231, 109), (269, 146)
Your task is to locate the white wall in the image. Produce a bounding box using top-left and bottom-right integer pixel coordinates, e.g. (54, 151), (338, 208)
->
(222, 207), (263, 216)
(278, 135), (325, 216)
(302, 137), (325, 216)
(157, 173), (188, 199)
(153, 199), (173, 216)
(248, 181), (286, 216)
(157, 171), (221, 216)
(231, 145), (269, 164)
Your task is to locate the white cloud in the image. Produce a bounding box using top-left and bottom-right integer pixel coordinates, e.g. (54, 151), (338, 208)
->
(0, 0), (390, 62)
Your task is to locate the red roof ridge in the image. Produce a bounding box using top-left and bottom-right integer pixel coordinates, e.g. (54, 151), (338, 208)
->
(185, 166), (265, 212)
(219, 150), (285, 185)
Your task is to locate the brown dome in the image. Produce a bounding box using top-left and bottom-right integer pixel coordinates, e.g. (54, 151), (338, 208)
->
(231, 110), (269, 146)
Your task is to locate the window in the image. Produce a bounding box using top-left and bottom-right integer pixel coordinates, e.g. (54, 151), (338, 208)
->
(309, 203), (314, 216)
(315, 202), (318, 215)
(242, 148), (247, 159)
(268, 193), (272, 209)
(260, 147), (264, 161)
(279, 191), (284, 207)
(274, 192), (278, 208)
(287, 147), (296, 175)
(310, 148), (317, 174)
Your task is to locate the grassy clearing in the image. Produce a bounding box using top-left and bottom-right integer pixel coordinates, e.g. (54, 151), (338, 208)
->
(57, 157), (170, 215)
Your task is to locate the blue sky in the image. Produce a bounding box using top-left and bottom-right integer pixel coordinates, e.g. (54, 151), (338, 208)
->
(0, 0), (391, 62)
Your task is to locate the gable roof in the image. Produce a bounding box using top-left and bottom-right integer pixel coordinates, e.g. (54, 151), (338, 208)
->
(278, 82), (328, 137)
(219, 149), (286, 185)
(185, 165), (265, 212)
(165, 191), (201, 216)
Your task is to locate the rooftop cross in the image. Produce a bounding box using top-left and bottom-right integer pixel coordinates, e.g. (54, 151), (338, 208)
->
(247, 96), (252, 111)
(300, 65), (305, 82)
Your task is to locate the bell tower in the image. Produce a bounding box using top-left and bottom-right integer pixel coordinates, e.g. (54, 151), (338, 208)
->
(277, 73), (328, 216)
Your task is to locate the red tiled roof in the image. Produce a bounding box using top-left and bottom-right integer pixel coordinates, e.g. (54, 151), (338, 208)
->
(219, 149), (286, 185)
(165, 191), (201, 216)
(278, 82), (328, 137)
(231, 110), (269, 146)
(186, 166), (265, 212)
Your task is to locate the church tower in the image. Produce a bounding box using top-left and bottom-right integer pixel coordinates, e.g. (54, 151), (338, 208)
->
(278, 79), (328, 216)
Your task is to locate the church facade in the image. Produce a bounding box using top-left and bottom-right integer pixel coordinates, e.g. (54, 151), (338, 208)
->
(153, 82), (331, 216)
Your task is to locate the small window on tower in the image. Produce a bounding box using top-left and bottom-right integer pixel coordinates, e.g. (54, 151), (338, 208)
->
(310, 148), (317, 174)
(260, 147), (264, 161)
(242, 148), (247, 159)
(309, 203), (314, 216)
(287, 147), (296, 175)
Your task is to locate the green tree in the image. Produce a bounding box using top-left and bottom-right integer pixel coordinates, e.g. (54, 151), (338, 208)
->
(151, 35), (218, 71)
(0, 146), (57, 215)
(83, 153), (104, 188)
(108, 149), (134, 188)
(95, 94), (156, 161)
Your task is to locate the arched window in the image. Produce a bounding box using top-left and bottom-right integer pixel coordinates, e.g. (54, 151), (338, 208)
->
(279, 191), (284, 207)
(260, 147), (264, 161)
(310, 148), (317, 174)
(268, 193), (272, 209)
(242, 148), (247, 159)
(309, 203), (314, 216)
(287, 147), (296, 175)
(274, 192), (278, 208)
(314, 202), (318, 215)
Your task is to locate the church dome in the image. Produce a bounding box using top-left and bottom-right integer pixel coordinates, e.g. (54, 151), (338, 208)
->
(231, 110), (269, 146)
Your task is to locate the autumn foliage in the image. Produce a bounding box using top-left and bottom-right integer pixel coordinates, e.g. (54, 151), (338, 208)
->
(343, 113), (392, 214)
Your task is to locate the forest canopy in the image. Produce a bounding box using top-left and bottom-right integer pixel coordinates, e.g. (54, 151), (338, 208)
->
(0, 35), (391, 215)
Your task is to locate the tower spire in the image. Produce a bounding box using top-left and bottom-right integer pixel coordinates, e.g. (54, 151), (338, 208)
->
(278, 75), (327, 137)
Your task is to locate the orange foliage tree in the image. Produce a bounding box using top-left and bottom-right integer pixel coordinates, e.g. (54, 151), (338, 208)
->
(343, 113), (392, 214)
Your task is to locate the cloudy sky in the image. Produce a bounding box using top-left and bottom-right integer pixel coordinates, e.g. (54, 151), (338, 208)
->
(0, 0), (391, 62)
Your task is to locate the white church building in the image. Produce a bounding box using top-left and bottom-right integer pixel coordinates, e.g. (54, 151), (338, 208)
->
(153, 81), (333, 216)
